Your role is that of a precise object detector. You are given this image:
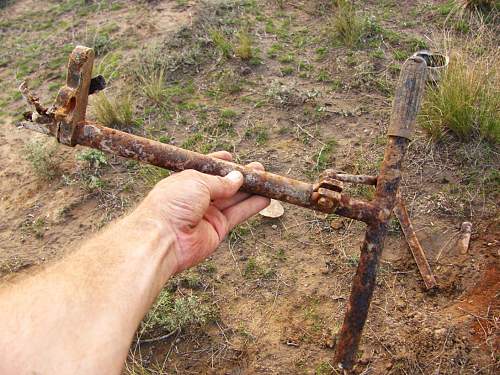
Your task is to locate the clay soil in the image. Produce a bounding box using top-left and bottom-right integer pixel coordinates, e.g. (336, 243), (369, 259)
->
(0, 1), (498, 374)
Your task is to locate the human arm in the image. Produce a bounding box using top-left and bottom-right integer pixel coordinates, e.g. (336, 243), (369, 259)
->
(0, 151), (269, 375)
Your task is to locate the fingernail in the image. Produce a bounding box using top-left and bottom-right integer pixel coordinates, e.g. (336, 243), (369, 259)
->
(226, 171), (243, 183)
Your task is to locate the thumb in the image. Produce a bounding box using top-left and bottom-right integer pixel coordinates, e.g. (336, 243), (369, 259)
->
(200, 170), (244, 200)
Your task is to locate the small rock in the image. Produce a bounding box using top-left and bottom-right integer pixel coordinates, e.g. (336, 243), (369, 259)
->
(271, 224), (278, 230)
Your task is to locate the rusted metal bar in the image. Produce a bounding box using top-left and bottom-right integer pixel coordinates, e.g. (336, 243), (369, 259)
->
(394, 195), (437, 289)
(321, 170), (378, 186)
(74, 121), (378, 222)
(334, 56), (427, 370)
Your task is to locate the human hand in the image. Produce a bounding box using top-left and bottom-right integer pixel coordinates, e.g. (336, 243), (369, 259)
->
(133, 151), (270, 274)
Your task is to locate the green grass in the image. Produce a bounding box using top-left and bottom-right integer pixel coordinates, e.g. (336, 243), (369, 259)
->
(235, 30), (253, 60)
(209, 29), (232, 58)
(420, 51), (499, 143)
(331, 0), (365, 47)
(91, 92), (135, 130)
(140, 290), (214, 336)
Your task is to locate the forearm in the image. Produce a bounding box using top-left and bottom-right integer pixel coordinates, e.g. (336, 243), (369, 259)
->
(0, 214), (175, 374)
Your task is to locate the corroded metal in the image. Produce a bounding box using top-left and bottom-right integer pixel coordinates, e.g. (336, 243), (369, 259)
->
(394, 195), (437, 290)
(18, 46), (430, 371)
(75, 121), (377, 222)
(334, 57), (427, 370)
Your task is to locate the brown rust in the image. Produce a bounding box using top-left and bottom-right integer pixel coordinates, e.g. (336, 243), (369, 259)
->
(321, 170), (378, 186)
(334, 57), (427, 370)
(394, 196), (437, 290)
(75, 121), (376, 222)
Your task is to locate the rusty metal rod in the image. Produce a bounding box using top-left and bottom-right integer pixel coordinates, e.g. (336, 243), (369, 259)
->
(334, 56), (427, 369)
(394, 196), (437, 290)
(70, 121), (379, 223)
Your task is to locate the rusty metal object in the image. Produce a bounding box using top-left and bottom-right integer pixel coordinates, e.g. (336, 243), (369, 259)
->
(321, 170), (377, 186)
(334, 57), (427, 370)
(75, 121), (377, 222)
(18, 47), (429, 370)
(312, 176), (344, 211)
(394, 195), (437, 290)
(387, 56), (427, 139)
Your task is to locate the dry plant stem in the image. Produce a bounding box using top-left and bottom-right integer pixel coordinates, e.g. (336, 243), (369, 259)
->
(394, 196), (438, 290)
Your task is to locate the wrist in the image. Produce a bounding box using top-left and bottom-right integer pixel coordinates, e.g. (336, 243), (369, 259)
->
(119, 213), (179, 284)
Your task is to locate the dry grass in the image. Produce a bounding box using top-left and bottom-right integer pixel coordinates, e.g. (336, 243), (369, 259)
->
(91, 92), (135, 130)
(420, 36), (499, 143)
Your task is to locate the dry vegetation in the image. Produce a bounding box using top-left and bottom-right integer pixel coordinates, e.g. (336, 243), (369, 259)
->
(0, 0), (499, 374)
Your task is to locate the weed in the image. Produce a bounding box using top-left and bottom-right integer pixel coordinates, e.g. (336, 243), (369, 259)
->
(76, 149), (107, 170)
(331, 0), (365, 47)
(137, 68), (167, 105)
(278, 53), (295, 64)
(91, 92), (135, 130)
(280, 66), (294, 76)
(314, 139), (338, 172)
(24, 140), (60, 180)
(209, 29), (232, 58)
(217, 70), (243, 94)
(94, 52), (122, 83)
(244, 257), (259, 277)
(141, 290), (214, 335)
(245, 126), (269, 145)
(235, 30), (253, 60)
(420, 50), (499, 143)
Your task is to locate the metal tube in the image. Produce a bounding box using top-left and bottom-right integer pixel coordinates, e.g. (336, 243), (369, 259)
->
(334, 56), (427, 369)
(75, 121), (377, 222)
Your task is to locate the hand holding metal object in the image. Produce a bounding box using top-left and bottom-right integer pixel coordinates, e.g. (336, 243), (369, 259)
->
(18, 46), (431, 370)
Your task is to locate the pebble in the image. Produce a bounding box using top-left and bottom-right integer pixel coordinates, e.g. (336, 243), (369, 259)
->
(271, 224), (278, 230)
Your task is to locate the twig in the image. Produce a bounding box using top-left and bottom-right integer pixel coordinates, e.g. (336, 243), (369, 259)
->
(134, 328), (180, 344)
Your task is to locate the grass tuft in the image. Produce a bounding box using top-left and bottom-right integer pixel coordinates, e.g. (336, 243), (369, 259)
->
(209, 29), (232, 58)
(235, 30), (253, 60)
(331, 0), (365, 47)
(420, 49), (499, 143)
(91, 92), (135, 130)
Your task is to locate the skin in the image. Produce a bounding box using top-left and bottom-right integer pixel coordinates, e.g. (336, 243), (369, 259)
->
(0, 151), (270, 375)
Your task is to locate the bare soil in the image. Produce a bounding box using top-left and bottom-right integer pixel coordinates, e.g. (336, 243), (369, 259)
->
(0, 1), (498, 374)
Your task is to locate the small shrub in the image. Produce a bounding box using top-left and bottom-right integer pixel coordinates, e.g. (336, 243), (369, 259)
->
(235, 30), (253, 60)
(209, 29), (232, 58)
(140, 290), (214, 336)
(332, 0), (365, 47)
(420, 51), (499, 143)
(24, 140), (60, 180)
(91, 92), (135, 130)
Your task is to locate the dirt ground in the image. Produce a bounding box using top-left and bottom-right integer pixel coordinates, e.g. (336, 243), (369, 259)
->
(0, 0), (498, 374)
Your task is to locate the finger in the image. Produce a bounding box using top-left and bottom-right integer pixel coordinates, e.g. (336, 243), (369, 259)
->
(223, 195), (270, 230)
(198, 170), (244, 200)
(212, 161), (265, 210)
(208, 151), (232, 161)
